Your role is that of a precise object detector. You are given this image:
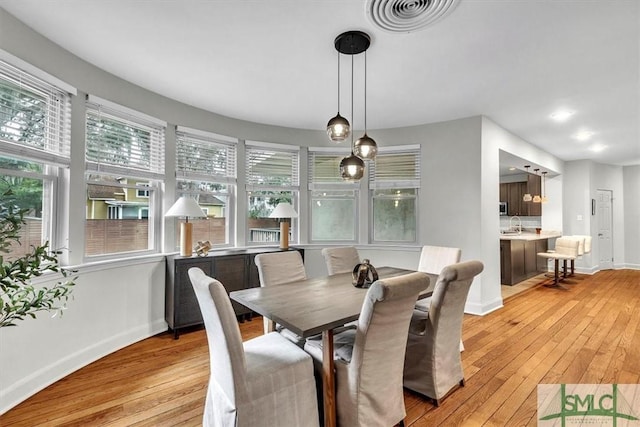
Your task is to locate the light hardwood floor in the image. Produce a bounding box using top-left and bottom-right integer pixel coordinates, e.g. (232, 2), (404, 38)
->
(1, 269), (639, 426)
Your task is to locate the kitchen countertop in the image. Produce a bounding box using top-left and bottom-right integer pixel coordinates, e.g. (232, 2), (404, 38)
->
(499, 231), (562, 241)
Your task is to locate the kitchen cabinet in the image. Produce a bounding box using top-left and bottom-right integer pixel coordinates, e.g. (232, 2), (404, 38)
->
(165, 247), (304, 338)
(500, 238), (548, 285)
(499, 174), (542, 216)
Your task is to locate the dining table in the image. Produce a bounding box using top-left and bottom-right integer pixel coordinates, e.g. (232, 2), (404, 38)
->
(230, 266), (436, 427)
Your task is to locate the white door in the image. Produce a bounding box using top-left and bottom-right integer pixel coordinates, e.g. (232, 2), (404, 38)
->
(597, 189), (613, 270)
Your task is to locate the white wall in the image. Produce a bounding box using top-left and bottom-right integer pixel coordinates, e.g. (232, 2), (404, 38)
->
(594, 163), (627, 269)
(0, 257), (166, 413)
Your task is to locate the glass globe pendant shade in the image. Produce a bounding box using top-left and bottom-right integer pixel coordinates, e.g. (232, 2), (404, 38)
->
(339, 153), (365, 180)
(353, 133), (378, 160)
(523, 193), (532, 202)
(532, 194), (542, 203)
(327, 113), (350, 142)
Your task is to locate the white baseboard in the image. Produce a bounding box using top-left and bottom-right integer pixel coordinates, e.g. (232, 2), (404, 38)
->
(465, 297), (503, 316)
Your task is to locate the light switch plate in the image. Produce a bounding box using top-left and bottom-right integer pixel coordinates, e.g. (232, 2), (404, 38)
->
(577, 214), (583, 221)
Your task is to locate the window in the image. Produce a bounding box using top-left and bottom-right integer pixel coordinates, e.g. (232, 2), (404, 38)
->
(0, 60), (71, 260)
(369, 145), (421, 243)
(85, 96), (165, 257)
(308, 149), (358, 242)
(175, 127), (236, 247)
(246, 142), (299, 245)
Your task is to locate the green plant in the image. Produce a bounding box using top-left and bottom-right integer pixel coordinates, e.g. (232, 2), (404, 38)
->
(0, 190), (75, 327)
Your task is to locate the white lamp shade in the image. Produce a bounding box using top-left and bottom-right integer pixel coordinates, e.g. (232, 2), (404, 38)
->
(269, 202), (298, 219)
(165, 196), (206, 219)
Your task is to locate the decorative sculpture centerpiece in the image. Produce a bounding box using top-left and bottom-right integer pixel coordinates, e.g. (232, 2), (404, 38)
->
(352, 259), (379, 288)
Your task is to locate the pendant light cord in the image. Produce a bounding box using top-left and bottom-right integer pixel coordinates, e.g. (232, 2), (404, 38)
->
(350, 53), (355, 153)
(337, 53), (340, 112)
(364, 50), (367, 132)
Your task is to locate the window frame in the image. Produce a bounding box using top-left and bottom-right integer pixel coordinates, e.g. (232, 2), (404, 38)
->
(368, 145), (421, 244)
(307, 148), (359, 244)
(245, 141), (300, 246)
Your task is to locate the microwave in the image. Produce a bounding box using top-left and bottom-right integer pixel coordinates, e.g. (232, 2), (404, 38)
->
(499, 202), (508, 216)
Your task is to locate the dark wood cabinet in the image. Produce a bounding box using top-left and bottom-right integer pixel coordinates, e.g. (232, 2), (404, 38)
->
(165, 247), (304, 338)
(499, 175), (542, 216)
(500, 238), (548, 285)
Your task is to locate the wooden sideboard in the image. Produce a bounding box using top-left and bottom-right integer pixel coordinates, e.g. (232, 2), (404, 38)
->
(165, 247), (304, 338)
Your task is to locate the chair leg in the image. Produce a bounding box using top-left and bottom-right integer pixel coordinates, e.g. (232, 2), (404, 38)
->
(460, 378), (465, 387)
(397, 420), (405, 427)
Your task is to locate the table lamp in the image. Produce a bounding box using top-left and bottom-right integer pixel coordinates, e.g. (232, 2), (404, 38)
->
(165, 196), (206, 257)
(269, 202), (298, 250)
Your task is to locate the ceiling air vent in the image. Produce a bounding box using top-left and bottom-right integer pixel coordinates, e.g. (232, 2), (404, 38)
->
(366, 0), (460, 33)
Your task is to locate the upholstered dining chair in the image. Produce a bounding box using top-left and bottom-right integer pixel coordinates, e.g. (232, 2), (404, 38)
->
(188, 267), (319, 427)
(413, 245), (463, 350)
(403, 260), (484, 406)
(321, 246), (361, 275)
(254, 250), (307, 345)
(304, 272), (430, 427)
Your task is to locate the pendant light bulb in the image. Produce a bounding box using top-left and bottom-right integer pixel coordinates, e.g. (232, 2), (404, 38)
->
(327, 113), (350, 142)
(354, 133), (378, 160)
(340, 153), (365, 180)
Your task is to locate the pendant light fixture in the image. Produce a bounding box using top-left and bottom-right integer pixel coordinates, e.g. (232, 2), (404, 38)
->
(353, 50), (378, 160)
(340, 50), (364, 180)
(541, 171), (548, 203)
(326, 52), (350, 142)
(329, 30), (372, 180)
(522, 165), (533, 202)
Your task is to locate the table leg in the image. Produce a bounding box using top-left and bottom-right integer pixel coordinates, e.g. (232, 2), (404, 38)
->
(322, 329), (336, 427)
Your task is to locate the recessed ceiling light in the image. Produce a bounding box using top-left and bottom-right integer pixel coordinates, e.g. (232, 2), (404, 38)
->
(573, 130), (595, 141)
(589, 144), (607, 152)
(509, 167), (516, 171)
(550, 110), (574, 122)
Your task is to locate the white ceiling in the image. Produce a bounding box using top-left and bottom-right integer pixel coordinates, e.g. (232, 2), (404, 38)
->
(1, 0), (638, 166)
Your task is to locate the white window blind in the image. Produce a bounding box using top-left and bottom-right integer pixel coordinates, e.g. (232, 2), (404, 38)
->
(176, 129), (236, 184)
(308, 148), (358, 190)
(369, 145), (421, 189)
(246, 142), (299, 190)
(86, 100), (165, 179)
(0, 60), (71, 166)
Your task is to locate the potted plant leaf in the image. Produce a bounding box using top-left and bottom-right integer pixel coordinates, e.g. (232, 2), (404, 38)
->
(0, 189), (75, 327)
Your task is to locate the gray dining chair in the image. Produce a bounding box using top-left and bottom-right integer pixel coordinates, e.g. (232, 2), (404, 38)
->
(321, 246), (361, 275)
(304, 271), (430, 427)
(188, 267), (319, 427)
(254, 250), (307, 346)
(403, 260), (484, 406)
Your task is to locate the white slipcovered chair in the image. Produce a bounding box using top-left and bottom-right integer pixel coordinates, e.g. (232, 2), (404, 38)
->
(413, 245), (464, 351)
(537, 237), (580, 288)
(188, 267), (319, 427)
(403, 260), (485, 406)
(254, 250), (307, 345)
(321, 246), (361, 275)
(304, 272), (430, 427)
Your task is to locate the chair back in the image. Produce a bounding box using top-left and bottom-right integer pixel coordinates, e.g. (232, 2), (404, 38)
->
(321, 246), (361, 275)
(343, 272), (429, 426)
(573, 235), (592, 253)
(569, 236), (586, 256)
(188, 267), (248, 412)
(427, 261), (484, 339)
(255, 250), (306, 287)
(418, 245), (462, 275)
(555, 237), (580, 258)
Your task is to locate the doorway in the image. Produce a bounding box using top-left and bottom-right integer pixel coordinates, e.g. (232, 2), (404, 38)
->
(597, 189), (614, 270)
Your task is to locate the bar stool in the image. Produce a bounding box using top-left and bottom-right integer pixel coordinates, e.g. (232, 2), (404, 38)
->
(537, 237), (579, 288)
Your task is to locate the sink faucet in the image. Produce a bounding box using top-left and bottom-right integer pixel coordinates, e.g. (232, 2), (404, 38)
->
(509, 216), (522, 234)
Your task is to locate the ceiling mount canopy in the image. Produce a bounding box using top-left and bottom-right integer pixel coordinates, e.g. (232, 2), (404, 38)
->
(327, 30), (378, 180)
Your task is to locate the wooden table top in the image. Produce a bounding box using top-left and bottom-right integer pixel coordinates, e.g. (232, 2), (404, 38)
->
(230, 267), (436, 338)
